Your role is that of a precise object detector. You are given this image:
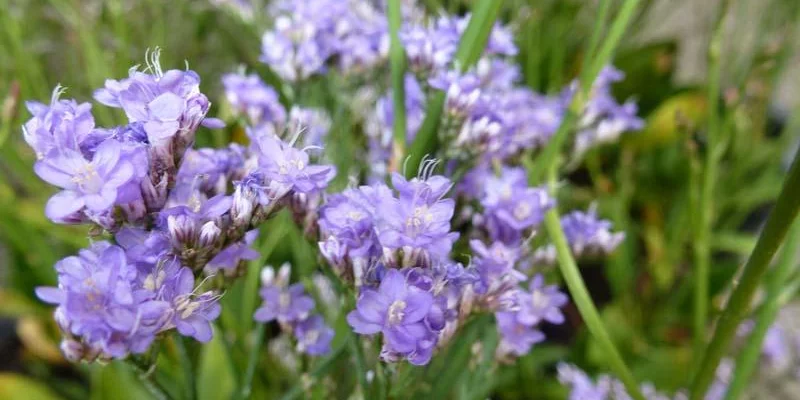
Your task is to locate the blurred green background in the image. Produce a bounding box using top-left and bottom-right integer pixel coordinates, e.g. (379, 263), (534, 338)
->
(1, 0), (800, 398)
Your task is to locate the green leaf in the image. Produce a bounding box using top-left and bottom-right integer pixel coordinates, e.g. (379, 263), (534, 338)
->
(198, 328), (236, 400)
(0, 374), (62, 400)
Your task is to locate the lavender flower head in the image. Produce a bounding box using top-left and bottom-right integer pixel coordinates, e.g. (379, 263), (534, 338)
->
(347, 269), (436, 364)
(222, 72), (286, 127)
(560, 206), (625, 256)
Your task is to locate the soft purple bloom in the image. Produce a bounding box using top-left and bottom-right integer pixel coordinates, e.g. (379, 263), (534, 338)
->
(164, 267), (221, 342)
(23, 86), (96, 159)
(94, 54), (221, 133)
(378, 190), (459, 265)
(293, 315), (334, 355)
(207, 229), (260, 271)
(390, 171), (452, 205)
(400, 24), (457, 76)
(516, 275), (568, 326)
(495, 311), (545, 356)
(429, 70), (484, 119)
(254, 283), (315, 323)
(34, 140), (136, 221)
(561, 207), (625, 256)
(286, 106), (331, 149)
(253, 134), (335, 196)
(35, 242), (168, 359)
(347, 269), (435, 358)
(222, 72), (286, 126)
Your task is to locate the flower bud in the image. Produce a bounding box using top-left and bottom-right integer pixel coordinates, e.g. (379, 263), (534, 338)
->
(167, 214), (199, 249)
(198, 221), (221, 248)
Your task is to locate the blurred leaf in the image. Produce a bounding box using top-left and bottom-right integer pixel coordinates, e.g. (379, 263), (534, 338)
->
(0, 373), (61, 400)
(624, 92), (707, 150)
(16, 316), (63, 363)
(90, 362), (152, 400)
(197, 328), (236, 400)
(613, 41), (678, 114)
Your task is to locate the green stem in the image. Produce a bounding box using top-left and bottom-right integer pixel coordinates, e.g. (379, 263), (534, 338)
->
(693, 0), (731, 362)
(235, 323), (266, 400)
(543, 164), (644, 400)
(724, 218), (800, 400)
(689, 145), (800, 399)
(581, 0), (642, 91)
(387, 0), (407, 173)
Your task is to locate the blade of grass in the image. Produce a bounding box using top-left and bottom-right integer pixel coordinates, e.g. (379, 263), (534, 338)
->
(689, 146), (800, 399)
(543, 162), (645, 400)
(692, 0), (731, 365)
(387, 0), (408, 173)
(724, 218), (800, 400)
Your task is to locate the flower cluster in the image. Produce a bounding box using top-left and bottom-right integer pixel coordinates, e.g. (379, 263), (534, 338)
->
(254, 264), (333, 355)
(28, 52), (336, 361)
(260, 0), (388, 81)
(558, 361), (734, 400)
(36, 242), (220, 362)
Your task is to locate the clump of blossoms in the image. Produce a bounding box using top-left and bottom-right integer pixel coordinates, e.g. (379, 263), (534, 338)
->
(244, 0), (633, 369)
(254, 264), (334, 355)
(27, 51), (336, 362)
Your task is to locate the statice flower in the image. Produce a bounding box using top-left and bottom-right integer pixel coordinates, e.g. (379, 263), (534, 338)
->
(253, 134), (335, 198)
(222, 72), (286, 127)
(560, 206), (625, 257)
(35, 242), (221, 361)
(22, 86), (96, 160)
(464, 165), (554, 244)
(366, 74), (426, 180)
(347, 269), (436, 364)
(568, 66), (644, 157)
(34, 140), (137, 222)
(400, 23), (458, 78)
(254, 264), (333, 356)
(495, 311), (545, 357)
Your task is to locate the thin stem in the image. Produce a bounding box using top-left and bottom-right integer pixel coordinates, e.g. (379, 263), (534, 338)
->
(581, 0), (642, 91)
(235, 323), (266, 400)
(693, 0), (731, 362)
(724, 219), (800, 400)
(543, 164), (644, 400)
(387, 0), (407, 173)
(689, 146), (800, 399)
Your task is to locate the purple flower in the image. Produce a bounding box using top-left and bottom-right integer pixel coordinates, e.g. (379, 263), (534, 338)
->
(222, 72), (286, 126)
(390, 171), (452, 205)
(400, 24), (457, 76)
(293, 315), (334, 355)
(23, 86), (96, 159)
(253, 134), (335, 196)
(561, 207), (625, 256)
(495, 311), (545, 356)
(515, 275), (568, 326)
(254, 282), (315, 323)
(347, 269), (434, 357)
(94, 52), (222, 132)
(472, 165), (554, 243)
(34, 140), (136, 222)
(470, 240), (524, 286)
(164, 267), (221, 342)
(378, 190), (459, 266)
(35, 242), (169, 359)
(429, 70), (484, 119)
(287, 106), (331, 149)
(207, 229), (260, 271)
